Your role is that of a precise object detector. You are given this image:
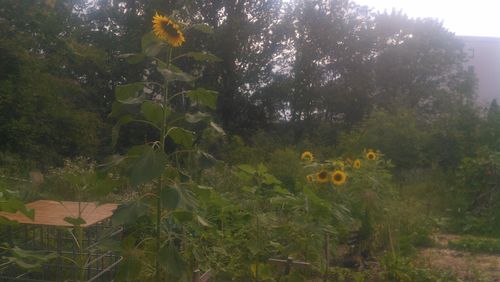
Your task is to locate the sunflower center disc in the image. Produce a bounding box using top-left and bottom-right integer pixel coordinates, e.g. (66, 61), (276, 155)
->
(162, 22), (180, 37)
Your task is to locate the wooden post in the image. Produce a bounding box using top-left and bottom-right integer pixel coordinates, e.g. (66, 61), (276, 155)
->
(193, 269), (213, 282)
(192, 269), (200, 282)
(324, 232), (329, 281)
(268, 257), (311, 276)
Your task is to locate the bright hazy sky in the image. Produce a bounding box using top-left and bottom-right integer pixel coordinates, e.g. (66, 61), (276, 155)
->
(353, 0), (500, 38)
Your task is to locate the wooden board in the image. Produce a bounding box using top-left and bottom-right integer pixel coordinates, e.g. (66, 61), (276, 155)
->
(0, 200), (118, 227)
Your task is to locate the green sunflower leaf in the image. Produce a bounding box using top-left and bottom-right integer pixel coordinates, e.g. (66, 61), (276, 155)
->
(118, 53), (145, 64)
(112, 200), (148, 226)
(112, 115), (135, 147)
(184, 51), (222, 62)
(141, 33), (165, 57)
(168, 127), (194, 147)
(109, 101), (146, 119)
(186, 88), (218, 110)
(141, 100), (164, 127)
(171, 210), (193, 222)
(158, 243), (188, 277)
(126, 144), (150, 157)
(7, 247), (57, 270)
(0, 198), (34, 221)
(129, 146), (168, 186)
(115, 83), (146, 104)
(160, 188), (180, 211)
(87, 177), (119, 198)
(157, 66), (195, 82)
(185, 112), (210, 123)
(238, 164), (256, 174)
(116, 256), (142, 281)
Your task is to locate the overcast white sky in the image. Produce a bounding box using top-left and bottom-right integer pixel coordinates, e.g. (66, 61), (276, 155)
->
(353, 0), (500, 37)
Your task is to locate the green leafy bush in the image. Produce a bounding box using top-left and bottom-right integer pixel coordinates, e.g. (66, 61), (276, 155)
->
(337, 110), (426, 170)
(382, 254), (457, 282)
(448, 149), (500, 235)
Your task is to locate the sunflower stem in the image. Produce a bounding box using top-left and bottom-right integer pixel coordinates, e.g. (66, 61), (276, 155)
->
(156, 46), (172, 282)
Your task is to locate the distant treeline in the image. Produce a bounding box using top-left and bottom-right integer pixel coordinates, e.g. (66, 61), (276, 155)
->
(1, 0), (498, 169)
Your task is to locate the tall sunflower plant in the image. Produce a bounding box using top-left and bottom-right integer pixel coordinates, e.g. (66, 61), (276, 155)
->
(105, 13), (223, 281)
(299, 151), (352, 275)
(300, 150), (394, 260)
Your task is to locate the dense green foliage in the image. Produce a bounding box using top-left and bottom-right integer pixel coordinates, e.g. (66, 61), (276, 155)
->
(1, 0), (499, 281)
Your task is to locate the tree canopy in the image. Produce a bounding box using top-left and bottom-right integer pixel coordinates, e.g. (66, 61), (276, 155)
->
(0, 0), (479, 166)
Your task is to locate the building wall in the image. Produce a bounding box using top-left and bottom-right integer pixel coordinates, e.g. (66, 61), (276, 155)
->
(459, 36), (500, 105)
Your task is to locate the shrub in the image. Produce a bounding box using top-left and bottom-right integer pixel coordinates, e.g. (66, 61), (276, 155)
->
(337, 110), (426, 170)
(382, 254), (457, 282)
(448, 149), (500, 235)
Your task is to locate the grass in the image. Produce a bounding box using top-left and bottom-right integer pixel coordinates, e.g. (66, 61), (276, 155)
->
(448, 235), (500, 254)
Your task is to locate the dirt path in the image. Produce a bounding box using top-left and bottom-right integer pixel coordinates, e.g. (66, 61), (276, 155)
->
(417, 234), (500, 281)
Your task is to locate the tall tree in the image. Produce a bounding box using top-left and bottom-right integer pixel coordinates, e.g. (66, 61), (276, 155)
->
(291, 0), (375, 125)
(372, 11), (476, 113)
(0, 0), (106, 165)
(187, 0), (288, 134)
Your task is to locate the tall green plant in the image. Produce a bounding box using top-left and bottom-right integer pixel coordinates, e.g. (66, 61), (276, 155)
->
(108, 13), (222, 281)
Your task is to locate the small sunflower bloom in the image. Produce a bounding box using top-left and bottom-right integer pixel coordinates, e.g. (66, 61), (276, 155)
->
(306, 174), (314, 183)
(316, 170), (329, 184)
(366, 150), (377, 161)
(353, 159), (361, 169)
(152, 12), (185, 47)
(331, 170), (347, 186)
(301, 151), (314, 162)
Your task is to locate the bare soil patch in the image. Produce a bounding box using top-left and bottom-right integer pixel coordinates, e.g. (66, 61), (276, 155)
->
(418, 234), (500, 281)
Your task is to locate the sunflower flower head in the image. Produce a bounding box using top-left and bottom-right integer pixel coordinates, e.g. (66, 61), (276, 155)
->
(306, 174), (314, 183)
(152, 12), (185, 47)
(331, 170), (347, 186)
(366, 150), (377, 161)
(353, 159), (361, 169)
(316, 170), (329, 184)
(301, 151), (314, 162)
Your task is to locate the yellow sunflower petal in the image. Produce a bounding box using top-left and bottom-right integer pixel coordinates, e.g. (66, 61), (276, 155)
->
(366, 151), (377, 160)
(331, 170), (347, 186)
(301, 151), (314, 162)
(353, 159), (361, 169)
(316, 170), (329, 183)
(306, 175), (314, 183)
(152, 13), (185, 47)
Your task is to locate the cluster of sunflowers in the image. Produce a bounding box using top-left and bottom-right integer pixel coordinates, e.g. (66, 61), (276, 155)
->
(301, 149), (379, 186)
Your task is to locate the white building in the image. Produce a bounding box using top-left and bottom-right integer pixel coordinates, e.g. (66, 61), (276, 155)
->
(459, 36), (500, 105)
